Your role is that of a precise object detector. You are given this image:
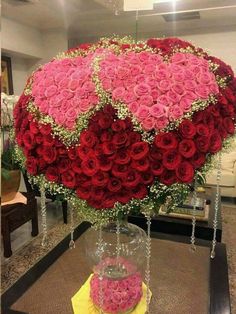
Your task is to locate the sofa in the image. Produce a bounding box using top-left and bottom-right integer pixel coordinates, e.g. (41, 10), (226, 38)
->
(205, 145), (236, 198)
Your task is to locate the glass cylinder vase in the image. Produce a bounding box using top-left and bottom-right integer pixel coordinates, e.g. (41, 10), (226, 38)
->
(84, 219), (146, 314)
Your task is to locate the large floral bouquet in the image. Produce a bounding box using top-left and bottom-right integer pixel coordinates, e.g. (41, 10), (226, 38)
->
(13, 36), (236, 225)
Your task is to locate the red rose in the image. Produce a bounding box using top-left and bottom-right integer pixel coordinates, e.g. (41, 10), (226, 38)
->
(130, 142), (149, 160)
(61, 170), (76, 189)
(103, 194), (116, 208)
(223, 117), (235, 134)
(176, 161), (194, 183)
(23, 131), (35, 149)
(76, 145), (91, 159)
(102, 142), (117, 156)
(159, 169), (176, 185)
(98, 116), (113, 129)
(80, 130), (97, 148)
(115, 149), (130, 165)
(220, 103), (235, 118)
(81, 156), (99, 176)
(108, 178), (122, 192)
(71, 159), (82, 174)
(103, 105), (116, 116)
(151, 160), (164, 176)
(92, 171), (109, 187)
(26, 157), (38, 175)
(122, 170), (141, 188)
(57, 146), (67, 156)
(58, 159), (71, 173)
(112, 132), (129, 147)
(87, 198), (103, 209)
(209, 131), (222, 153)
(218, 124), (228, 139)
(141, 172), (154, 185)
(45, 166), (59, 182)
(39, 124), (52, 135)
(76, 173), (90, 186)
(196, 136), (210, 153)
(132, 184), (147, 200)
(42, 147), (57, 164)
(43, 134), (55, 146)
(98, 155), (113, 171)
(101, 131), (112, 143)
(178, 140), (196, 158)
(90, 188), (105, 201)
(196, 124), (210, 137)
(203, 112), (215, 131)
(76, 186), (91, 200)
(112, 164), (128, 179)
(29, 121), (39, 134)
(163, 150), (182, 170)
(35, 133), (43, 144)
(117, 189), (131, 204)
(150, 146), (163, 161)
(154, 132), (178, 150)
(68, 147), (77, 160)
(38, 159), (47, 171)
(129, 132), (141, 144)
(111, 120), (126, 132)
(179, 120), (196, 139)
(190, 152), (206, 169)
(131, 158), (150, 172)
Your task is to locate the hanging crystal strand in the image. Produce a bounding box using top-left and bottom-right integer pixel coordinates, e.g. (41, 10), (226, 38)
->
(69, 200), (75, 249)
(211, 153), (222, 259)
(40, 183), (47, 247)
(190, 177), (198, 252)
(116, 219), (121, 260)
(98, 226), (104, 314)
(145, 214), (151, 314)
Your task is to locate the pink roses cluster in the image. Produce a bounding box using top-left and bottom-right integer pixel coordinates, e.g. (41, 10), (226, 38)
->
(99, 51), (219, 131)
(90, 271), (142, 313)
(32, 55), (99, 129)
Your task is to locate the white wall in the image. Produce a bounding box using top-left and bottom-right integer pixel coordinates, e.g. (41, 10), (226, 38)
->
(2, 17), (68, 96)
(180, 30), (236, 72)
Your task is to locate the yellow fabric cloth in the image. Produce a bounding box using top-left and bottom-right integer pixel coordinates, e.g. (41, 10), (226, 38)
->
(71, 274), (151, 314)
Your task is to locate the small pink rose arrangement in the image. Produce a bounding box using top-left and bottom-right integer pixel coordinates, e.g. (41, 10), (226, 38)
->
(90, 271), (143, 314)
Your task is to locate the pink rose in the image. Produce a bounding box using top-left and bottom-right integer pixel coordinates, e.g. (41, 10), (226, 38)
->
(184, 69), (195, 80)
(179, 98), (192, 112)
(157, 95), (170, 106)
(79, 99), (92, 112)
(130, 65), (142, 76)
(196, 72), (213, 85)
(185, 91), (197, 101)
(61, 89), (74, 99)
(139, 95), (153, 107)
(135, 74), (146, 83)
(167, 90), (181, 103)
(144, 64), (156, 74)
(112, 79), (124, 89)
(171, 52), (186, 64)
(189, 65), (201, 74)
(124, 91), (137, 103)
(169, 64), (182, 74)
(83, 81), (95, 93)
(172, 72), (185, 82)
(155, 69), (169, 80)
(88, 95), (99, 104)
(112, 87), (126, 100)
(184, 80), (197, 91)
(68, 79), (80, 91)
(117, 66), (130, 79)
(142, 116), (155, 131)
(172, 83), (185, 95)
(102, 78), (112, 90)
(45, 85), (57, 97)
(137, 105), (150, 119)
(134, 83), (151, 97)
(195, 85), (210, 99)
(157, 79), (171, 92)
(187, 55), (201, 66)
(169, 105), (183, 120)
(151, 89), (161, 101)
(138, 51), (150, 62)
(149, 54), (162, 64)
(128, 101), (139, 114)
(155, 116), (168, 129)
(209, 83), (219, 94)
(59, 78), (69, 89)
(149, 104), (166, 118)
(146, 77), (157, 88)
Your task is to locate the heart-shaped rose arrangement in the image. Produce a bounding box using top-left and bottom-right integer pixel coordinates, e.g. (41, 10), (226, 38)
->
(14, 37), (236, 224)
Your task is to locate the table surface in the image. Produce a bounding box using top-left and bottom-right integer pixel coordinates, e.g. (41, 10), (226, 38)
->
(2, 222), (230, 314)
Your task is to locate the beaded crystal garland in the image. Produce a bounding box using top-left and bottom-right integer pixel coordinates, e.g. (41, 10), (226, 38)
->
(13, 36), (236, 313)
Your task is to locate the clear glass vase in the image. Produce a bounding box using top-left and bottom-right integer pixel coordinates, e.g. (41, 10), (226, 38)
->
(84, 219), (146, 314)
